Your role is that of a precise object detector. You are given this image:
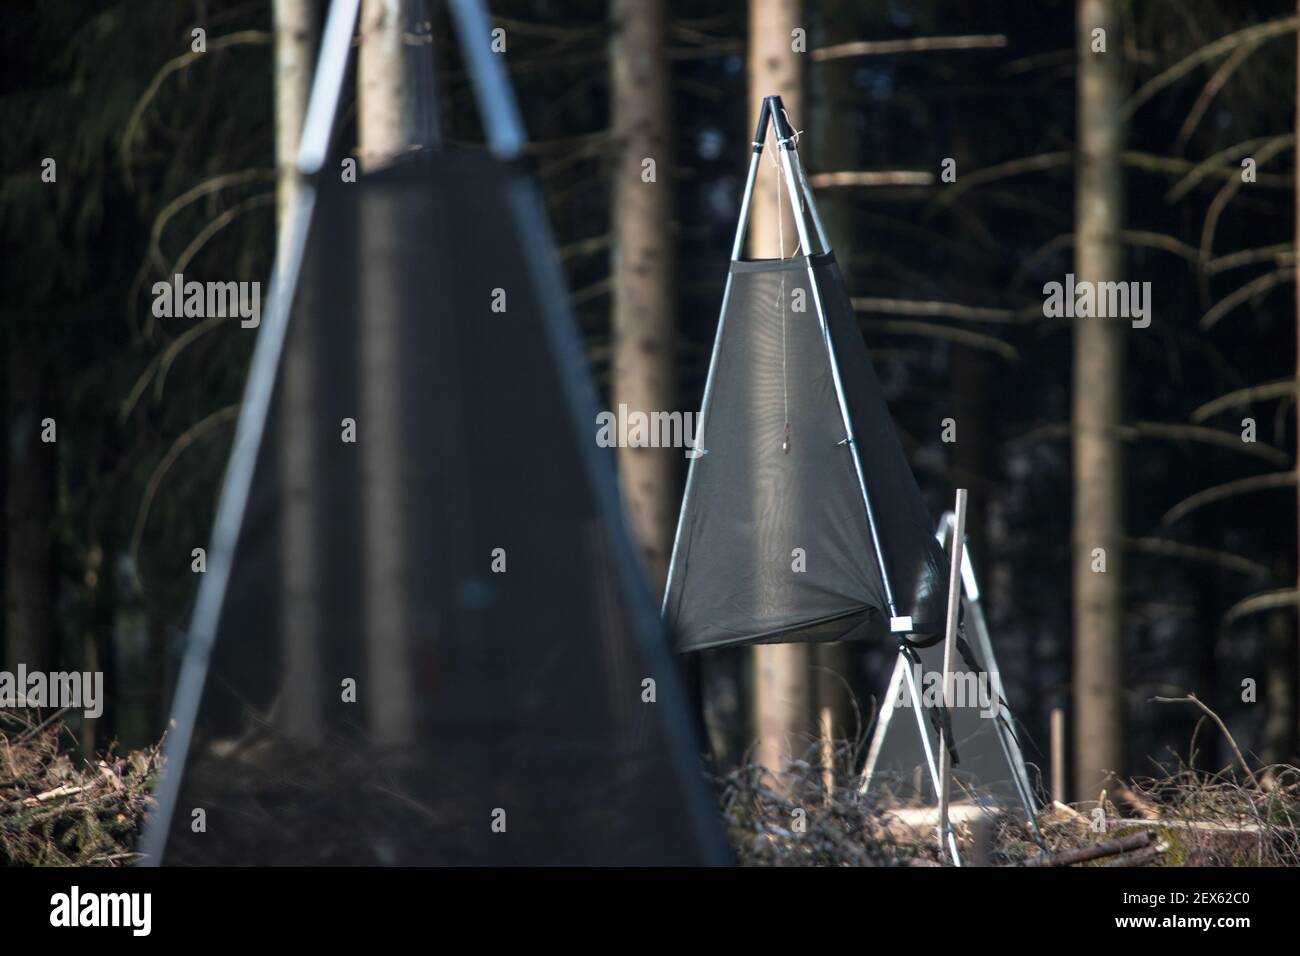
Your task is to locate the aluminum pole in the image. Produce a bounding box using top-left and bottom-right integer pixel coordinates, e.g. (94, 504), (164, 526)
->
(936, 488), (968, 863)
(138, 0), (361, 866)
(663, 109), (769, 609)
(901, 654), (961, 864)
(447, 0), (526, 160)
(937, 510), (1040, 828)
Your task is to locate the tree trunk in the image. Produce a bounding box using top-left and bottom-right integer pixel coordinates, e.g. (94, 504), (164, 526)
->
(82, 538), (116, 757)
(1264, 596), (1297, 763)
(1293, 0), (1300, 763)
(358, 0), (417, 747)
(274, 0), (323, 744)
(748, 0), (802, 261)
(147, 614), (168, 734)
(359, 0), (414, 170)
(1072, 0), (1126, 801)
(749, 0), (813, 786)
(809, 0), (855, 785)
(273, 0), (318, 241)
(4, 338), (56, 673)
(610, 0), (676, 594)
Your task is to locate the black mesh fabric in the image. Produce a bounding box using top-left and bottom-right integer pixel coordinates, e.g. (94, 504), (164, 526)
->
(818, 257), (952, 641)
(157, 150), (728, 865)
(664, 253), (949, 653)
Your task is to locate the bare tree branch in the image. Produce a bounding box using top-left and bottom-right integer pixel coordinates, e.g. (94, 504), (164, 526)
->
(1206, 244), (1295, 275)
(812, 34), (1007, 62)
(128, 170), (275, 339)
(1010, 230), (1199, 291)
(860, 319), (1018, 361)
(122, 32), (273, 184)
(1161, 471), (1295, 525)
(1167, 135), (1294, 201)
(1198, 139), (1295, 304)
(1223, 588), (1300, 624)
(1010, 421), (1286, 464)
(557, 233), (610, 260)
(851, 297), (1025, 323)
(1191, 379), (1298, 422)
(1134, 421), (1289, 464)
(1200, 267), (1292, 330)
(1121, 17), (1300, 121)
(810, 170), (934, 188)
(168, 192), (275, 278)
(1151, 693), (1261, 789)
(1126, 537), (1269, 578)
(1174, 43), (1253, 153)
(128, 405), (242, 576)
(927, 152), (1070, 211)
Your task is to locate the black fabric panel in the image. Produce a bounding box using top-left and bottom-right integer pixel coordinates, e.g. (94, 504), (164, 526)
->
(817, 257), (951, 641)
(665, 253), (947, 652)
(665, 256), (885, 652)
(161, 150), (726, 865)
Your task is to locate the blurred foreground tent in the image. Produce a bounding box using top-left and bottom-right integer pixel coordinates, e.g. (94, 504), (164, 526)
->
(140, 0), (728, 866)
(662, 98), (1036, 844)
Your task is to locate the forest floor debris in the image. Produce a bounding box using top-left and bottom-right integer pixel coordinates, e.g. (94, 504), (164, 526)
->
(716, 744), (1300, 866)
(2, 710), (1298, 866)
(0, 709), (158, 866)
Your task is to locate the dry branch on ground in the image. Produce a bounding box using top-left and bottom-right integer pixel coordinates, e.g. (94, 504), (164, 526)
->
(0, 710), (158, 866)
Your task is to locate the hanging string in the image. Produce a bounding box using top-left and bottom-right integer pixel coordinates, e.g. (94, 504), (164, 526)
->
(769, 110), (805, 456)
(767, 125), (792, 455)
(769, 108), (807, 261)
(780, 108), (806, 241)
(780, 107), (804, 147)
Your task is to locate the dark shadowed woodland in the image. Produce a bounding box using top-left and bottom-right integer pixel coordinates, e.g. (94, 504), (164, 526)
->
(3, 0), (1300, 867)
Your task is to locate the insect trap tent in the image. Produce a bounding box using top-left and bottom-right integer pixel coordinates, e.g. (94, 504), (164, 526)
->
(859, 513), (1040, 826)
(661, 97), (1036, 837)
(139, 0), (728, 867)
(663, 98), (950, 652)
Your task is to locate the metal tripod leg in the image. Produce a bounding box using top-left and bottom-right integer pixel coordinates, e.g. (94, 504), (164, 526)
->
(663, 103), (771, 608)
(859, 653), (905, 793)
(900, 649), (961, 865)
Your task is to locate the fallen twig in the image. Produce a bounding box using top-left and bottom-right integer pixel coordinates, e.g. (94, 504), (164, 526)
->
(1097, 842), (1167, 867)
(15, 707), (72, 745)
(1152, 694), (1261, 789)
(1012, 830), (1152, 867)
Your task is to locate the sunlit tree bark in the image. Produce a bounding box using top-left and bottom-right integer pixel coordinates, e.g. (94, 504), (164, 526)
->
(610, 0), (676, 594)
(275, 0), (322, 744)
(1073, 0), (1126, 801)
(358, 0), (416, 746)
(749, 0), (813, 787)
